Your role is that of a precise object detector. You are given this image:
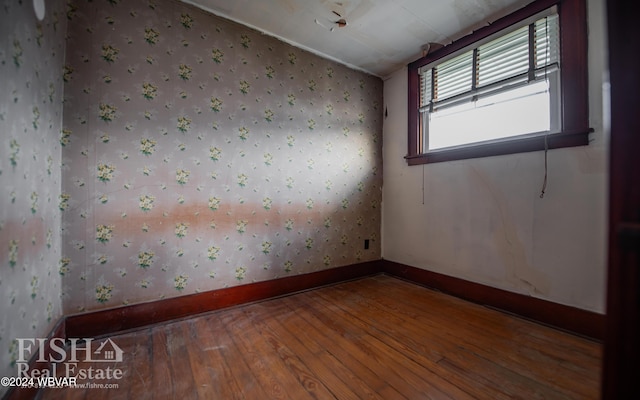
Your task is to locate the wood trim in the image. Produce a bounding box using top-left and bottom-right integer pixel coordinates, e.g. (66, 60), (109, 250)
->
(5, 255), (603, 400)
(408, 0), (560, 71)
(61, 258), (605, 340)
(4, 319), (66, 400)
(407, 64), (420, 157)
(406, 130), (591, 165)
(406, 0), (590, 165)
(65, 260), (383, 338)
(602, 0), (640, 396)
(558, 0), (590, 134)
(3, 258), (606, 400)
(382, 260), (605, 340)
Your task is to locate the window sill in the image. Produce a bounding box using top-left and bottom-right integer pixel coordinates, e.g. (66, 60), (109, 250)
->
(405, 129), (592, 165)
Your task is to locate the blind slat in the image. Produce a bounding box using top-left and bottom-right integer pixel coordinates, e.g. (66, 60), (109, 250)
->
(434, 51), (473, 101)
(423, 12), (559, 108)
(420, 14), (560, 108)
(477, 25), (529, 87)
(419, 68), (432, 107)
(534, 14), (559, 68)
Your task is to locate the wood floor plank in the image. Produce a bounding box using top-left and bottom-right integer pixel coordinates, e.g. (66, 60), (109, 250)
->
(302, 280), (552, 398)
(313, 282), (519, 400)
(181, 323), (218, 399)
(164, 322), (199, 397)
(211, 312), (273, 399)
(150, 327), (174, 398)
(306, 286), (479, 400)
(292, 292), (456, 400)
(364, 276), (600, 396)
(37, 275), (601, 399)
(254, 300), (393, 400)
(233, 306), (338, 400)
(277, 296), (407, 399)
(189, 316), (245, 399)
(126, 329), (153, 400)
(346, 276), (600, 398)
(219, 306), (308, 400)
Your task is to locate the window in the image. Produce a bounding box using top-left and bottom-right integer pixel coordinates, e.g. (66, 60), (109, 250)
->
(406, 0), (590, 165)
(420, 12), (560, 150)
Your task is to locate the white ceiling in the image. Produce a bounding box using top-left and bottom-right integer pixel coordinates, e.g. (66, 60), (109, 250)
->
(182, 0), (531, 78)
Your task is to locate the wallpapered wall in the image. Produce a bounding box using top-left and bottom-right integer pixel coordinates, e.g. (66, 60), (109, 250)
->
(61, 0), (383, 313)
(0, 0), (67, 392)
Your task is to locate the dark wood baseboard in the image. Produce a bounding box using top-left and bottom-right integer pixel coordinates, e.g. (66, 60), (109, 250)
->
(382, 260), (605, 340)
(4, 318), (66, 400)
(64, 259), (605, 340)
(5, 256), (603, 400)
(65, 260), (383, 338)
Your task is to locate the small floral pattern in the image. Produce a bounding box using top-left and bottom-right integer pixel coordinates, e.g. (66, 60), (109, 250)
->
(97, 163), (116, 182)
(174, 274), (188, 291)
(98, 103), (117, 122)
(54, 0), (382, 320)
(142, 83), (158, 100)
(208, 196), (221, 210)
(140, 137), (157, 155)
(138, 251), (155, 268)
(209, 146), (222, 161)
(144, 28), (160, 44)
(139, 194), (155, 211)
(235, 266), (247, 281)
(176, 168), (190, 184)
(175, 223), (189, 238)
(178, 64), (192, 80)
(177, 115), (191, 132)
(96, 283), (115, 302)
(210, 97), (223, 112)
(96, 224), (115, 243)
(101, 44), (119, 63)
(211, 48), (224, 63)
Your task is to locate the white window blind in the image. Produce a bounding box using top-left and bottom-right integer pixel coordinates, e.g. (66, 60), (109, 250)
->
(434, 51), (473, 102)
(419, 68), (431, 109)
(476, 25), (530, 87)
(534, 13), (559, 69)
(419, 12), (559, 111)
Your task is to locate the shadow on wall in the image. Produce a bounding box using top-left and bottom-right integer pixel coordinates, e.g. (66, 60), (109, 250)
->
(59, 0), (383, 313)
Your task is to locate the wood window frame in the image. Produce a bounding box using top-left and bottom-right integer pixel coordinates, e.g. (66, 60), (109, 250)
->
(406, 0), (591, 165)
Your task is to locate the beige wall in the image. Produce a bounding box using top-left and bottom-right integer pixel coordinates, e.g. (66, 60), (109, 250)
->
(382, 0), (608, 313)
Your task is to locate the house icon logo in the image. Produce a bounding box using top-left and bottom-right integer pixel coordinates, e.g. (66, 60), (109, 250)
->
(92, 338), (124, 362)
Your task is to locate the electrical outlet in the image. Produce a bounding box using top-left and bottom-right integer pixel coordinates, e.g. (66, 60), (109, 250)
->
(364, 239), (370, 249)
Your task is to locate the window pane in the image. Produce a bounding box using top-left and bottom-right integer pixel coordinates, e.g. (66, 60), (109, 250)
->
(407, 0), (590, 165)
(428, 80), (550, 150)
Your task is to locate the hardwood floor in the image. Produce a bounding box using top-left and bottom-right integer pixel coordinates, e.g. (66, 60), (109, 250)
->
(39, 275), (601, 399)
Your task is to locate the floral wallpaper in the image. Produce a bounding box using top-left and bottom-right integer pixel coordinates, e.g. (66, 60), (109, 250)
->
(62, 0), (383, 313)
(0, 0), (67, 393)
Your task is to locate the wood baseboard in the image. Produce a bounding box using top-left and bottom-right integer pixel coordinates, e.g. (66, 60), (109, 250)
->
(64, 259), (605, 340)
(7, 256), (602, 400)
(382, 260), (605, 340)
(65, 260), (383, 338)
(3, 318), (66, 400)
